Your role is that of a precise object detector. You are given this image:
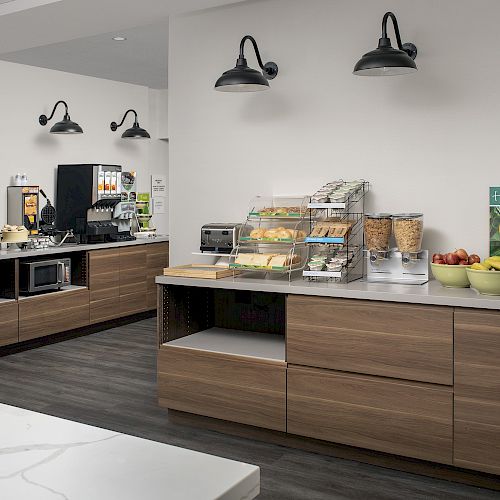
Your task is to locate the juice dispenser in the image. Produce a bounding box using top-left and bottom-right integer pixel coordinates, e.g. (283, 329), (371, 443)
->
(7, 186), (40, 235)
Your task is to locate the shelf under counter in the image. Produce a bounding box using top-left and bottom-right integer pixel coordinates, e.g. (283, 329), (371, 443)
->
(164, 327), (285, 363)
(17, 284), (88, 301)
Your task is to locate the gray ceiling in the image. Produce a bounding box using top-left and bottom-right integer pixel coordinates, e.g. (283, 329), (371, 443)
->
(0, 0), (247, 89)
(0, 22), (170, 89)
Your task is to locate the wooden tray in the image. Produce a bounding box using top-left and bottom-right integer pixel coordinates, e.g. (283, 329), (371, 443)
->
(163, 265), (238, 279)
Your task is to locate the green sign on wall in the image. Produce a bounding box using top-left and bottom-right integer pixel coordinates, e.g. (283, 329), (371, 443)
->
(491, 187), (500, 256)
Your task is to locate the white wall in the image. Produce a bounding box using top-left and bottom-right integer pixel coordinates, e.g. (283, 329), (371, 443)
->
(168, 0), (500, 265)
(0, 59), (168, 232)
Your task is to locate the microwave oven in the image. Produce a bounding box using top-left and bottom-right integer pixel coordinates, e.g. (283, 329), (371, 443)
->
(19, 258), (71, 295)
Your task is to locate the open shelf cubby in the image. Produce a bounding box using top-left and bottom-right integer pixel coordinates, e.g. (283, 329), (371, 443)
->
(159, 285), (285, 362)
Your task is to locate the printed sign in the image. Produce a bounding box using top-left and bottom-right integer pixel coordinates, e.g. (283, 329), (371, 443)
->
(151, 175), (167, 196)
(491, 187), (500, 256)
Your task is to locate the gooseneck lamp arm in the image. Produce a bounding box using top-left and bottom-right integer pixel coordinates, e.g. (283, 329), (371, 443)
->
(39, 100), (70, 125)
(379, 11), (417, 59)
(111, 109), (138, 131)
(381, 12), (404, 50)
(238, 35), (278, 79)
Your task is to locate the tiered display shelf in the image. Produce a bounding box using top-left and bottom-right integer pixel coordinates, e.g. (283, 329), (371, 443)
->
(303, 181), (369, 283)
(229, 196), (310, 279)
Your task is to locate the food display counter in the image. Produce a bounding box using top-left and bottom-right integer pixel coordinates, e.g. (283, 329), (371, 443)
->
(155, 273), (500, 486)
(0, 237), (169, 348)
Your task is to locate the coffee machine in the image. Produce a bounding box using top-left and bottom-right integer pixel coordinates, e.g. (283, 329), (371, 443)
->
(7, 186), (40, 235)
(56, 164), (136, 243)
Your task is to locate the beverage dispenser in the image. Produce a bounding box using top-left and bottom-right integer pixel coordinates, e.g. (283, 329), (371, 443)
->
(56, 164), (136, 243)
(7, 186), (40, 235)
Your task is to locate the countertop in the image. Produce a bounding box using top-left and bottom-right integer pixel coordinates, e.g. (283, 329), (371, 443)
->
(0, 403), (259, 500)
(156, 273), (500, 310)
(0, 235), (169, 260)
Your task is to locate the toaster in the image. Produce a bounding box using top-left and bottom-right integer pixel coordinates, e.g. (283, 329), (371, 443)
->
(200, 223), (241, 253)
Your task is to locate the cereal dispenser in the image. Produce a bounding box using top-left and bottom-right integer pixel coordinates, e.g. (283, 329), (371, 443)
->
(365, 212), (429, 284)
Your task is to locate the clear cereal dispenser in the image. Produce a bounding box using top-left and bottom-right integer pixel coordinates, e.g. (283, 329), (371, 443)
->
(392, 213), (424, 263)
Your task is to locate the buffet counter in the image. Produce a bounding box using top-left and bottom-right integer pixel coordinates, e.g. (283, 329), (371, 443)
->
(0, 238), (169, 349)
(0, 235), (169, 260)
(155, 273), (500, 310)
(155, 272), (500, 486)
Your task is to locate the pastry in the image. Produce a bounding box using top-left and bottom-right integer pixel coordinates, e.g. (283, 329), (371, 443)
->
(269, 255), (288, 267)
(250, 228), (266, 239)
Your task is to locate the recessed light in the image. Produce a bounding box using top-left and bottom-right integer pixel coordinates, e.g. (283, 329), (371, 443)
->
(112, 36), (127, 41)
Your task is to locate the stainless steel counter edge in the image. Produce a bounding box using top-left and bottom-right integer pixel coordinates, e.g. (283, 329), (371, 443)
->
(155, 273), (500, 310)
(0, 236), (169, 260)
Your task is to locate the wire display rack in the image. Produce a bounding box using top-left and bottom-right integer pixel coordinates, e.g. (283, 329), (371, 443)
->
(303, 182), (369, 283)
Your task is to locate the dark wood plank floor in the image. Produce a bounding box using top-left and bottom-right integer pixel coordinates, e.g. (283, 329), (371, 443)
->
(0, 318), (497, 500)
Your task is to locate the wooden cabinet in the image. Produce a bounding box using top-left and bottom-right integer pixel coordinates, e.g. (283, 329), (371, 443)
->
(119, 246), (147, 316)
(158, 346), (286, 431)
(454, 308), (500, 474)
(88, 242), (168, 323)
(287, 365), (453, 464)
(146, 242), (169, 310)
(287, 296), (453, 385)
(0, 301), (18, 346)
(88, 249), (120, 323)
(19, 288), (89, 342)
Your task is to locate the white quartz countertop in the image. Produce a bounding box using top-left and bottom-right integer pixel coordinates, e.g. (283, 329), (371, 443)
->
(0, 403), (259, 500)
(0, 235), (169, 260)
(156, 273), (500, 310)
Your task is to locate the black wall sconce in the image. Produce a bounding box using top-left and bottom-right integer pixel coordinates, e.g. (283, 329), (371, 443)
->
(39, 100), (83, 134)
(110, 109), (150, 139)
(354, 12), (417, 76)
(215, 35), (278, 92)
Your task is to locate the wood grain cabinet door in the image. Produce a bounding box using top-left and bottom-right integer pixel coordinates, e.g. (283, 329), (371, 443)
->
(146, 242), (169, 310)
(158, 346), (286, 431)
(0, 301), (18, 346)
(119, 246), (147, 316)
(454, 308), (500, 474)
(88, 249), (120, 324)
(287, 365), (453, 464)
(19, 289), (89, 342)
(287, 296), (453, 385)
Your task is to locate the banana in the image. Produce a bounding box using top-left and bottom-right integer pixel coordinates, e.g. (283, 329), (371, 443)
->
(485, 258), (500, 271)
(471, 263), (490, 271)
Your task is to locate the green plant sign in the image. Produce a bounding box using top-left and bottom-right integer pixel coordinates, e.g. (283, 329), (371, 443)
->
(491, 187), (500, 256)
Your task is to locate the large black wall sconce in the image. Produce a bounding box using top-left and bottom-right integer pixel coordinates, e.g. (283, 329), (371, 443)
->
(354, 12), (417, 76)
(110, 109), (150, 139)
(215, 35), (278, 92)
(39, 100), (83, 134)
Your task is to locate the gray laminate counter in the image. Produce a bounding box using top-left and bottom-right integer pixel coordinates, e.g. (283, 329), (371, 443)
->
(0, 236), (169, 260)
(156, 273), (500, 310)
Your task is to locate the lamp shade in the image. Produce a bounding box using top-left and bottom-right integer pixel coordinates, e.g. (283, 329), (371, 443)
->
(354, 45), (417, 76)
(215, 64), (270, 92)
(49, 116), (83, 134)
(121, 124), (151, 139)
(353, 12), (417, 77)
(39, 101), (83, 134)
(110, 109), (150, 139)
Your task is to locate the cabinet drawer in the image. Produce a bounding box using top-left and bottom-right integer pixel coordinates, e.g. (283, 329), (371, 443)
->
(19, 289), (89, 341)
(146, 242), (169, 270)
(90, 297), (121, 324)
(119, 291), (147, 317)
(455, 309), (500, 401)
(120, 247), (147, 296)
(287, 366), (452, 464)
(454, 397), (500, 474)
(0, 301), (18, 346)
(287, 296), (453, 385)
(88, 248), (120, 274)
(158, 346), (286, 431)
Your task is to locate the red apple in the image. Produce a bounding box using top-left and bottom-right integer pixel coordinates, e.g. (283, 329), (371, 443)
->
(459, 260), (469, 265)
(434, 259), (446, 265)
(446, 253), (460, 265)
(456, 248), (468, 260)
(432, 253), (444, 262)
(468, 254), (481, 264)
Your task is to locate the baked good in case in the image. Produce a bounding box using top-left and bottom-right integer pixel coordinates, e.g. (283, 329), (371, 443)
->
(250, 228), (266, 239)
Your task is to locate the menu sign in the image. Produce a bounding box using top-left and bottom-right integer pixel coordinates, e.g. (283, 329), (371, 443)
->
(491, 187), (500, 256)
